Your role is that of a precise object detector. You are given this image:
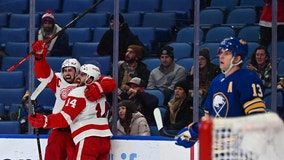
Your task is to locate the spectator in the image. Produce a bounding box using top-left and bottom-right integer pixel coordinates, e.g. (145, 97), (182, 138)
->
(163, 80), (193, 135)
(247, 45), (273, 88)
(117, 100), (150, 136)
(277, 78), (284, 89)
(259, 0), (284, 47)
(119, 77), (159, 125)
(118, 45), (150, 91)
(187, 48), (221, 101)
(37, 10), (71, 56)
(147, 45), (187, 105)
(97, 13), (147, 60)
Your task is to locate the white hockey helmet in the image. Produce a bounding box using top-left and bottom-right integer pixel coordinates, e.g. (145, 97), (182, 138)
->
(80, 64), (101, 83)
(61, 58), (81, 75)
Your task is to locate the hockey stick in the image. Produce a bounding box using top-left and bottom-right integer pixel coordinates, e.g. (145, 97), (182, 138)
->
(30, 81), (49, 160)
(153, 108), (175, 138)
(7, 0), (105, 72)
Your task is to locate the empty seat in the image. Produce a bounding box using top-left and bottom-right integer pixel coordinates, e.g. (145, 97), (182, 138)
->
(0, 0), (28, 14)
(238, 26), (260, 43)
(267, 41), (284, 60)
(4, 42), (29, 57)
(239, 0), (264, 8)
(168, 42), (193, 60)
(0, 103), (4, 115)
(65, 28), (92, 46)
(62, 0), (94, 14)
(207, 0), (239, 13)
(1, 56), (29, 73)
(37, 88), (56, 107)
(72, 42), (99, 59)
(74, 13), (108, 28)
(142, 58), (161, 71)
(142, 12), (176, 28)
(35, 0), (62, 13)
(246, 42), (260, 60)
(122, 13), (142, 27)
(92, 27), (109, 42)
(53, 13), (74, 27)
(46, 57), (68, 72)
(225, 8), (257, 27)
(144, 89), (165, 107)
(0, 71), (25, 88)
(0, 28), (28, 47)
(205, 26), (235, 43)
(200, 8), (224, 28)
(127, 0), (160, 13)
(8, 13), (40, 28)
(0, 13), (8, 27)
(95, 0), (127, 13)
(263, 89), (284, 111)
(175, 57), (194, 71)
(176, 27), (203, 43)
(278, 58), (284, 78)
(0, 121), (21, 134)
(78, 56), (111, 76)
(0, 88), (25, 106)
(130, 27), (156, 53)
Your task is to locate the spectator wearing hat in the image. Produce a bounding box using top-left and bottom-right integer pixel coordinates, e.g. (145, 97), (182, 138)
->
(163, 80), (193, 135)
(97, 13), (147, 60)
(117, 100), (150, 136)
(118, 45), (150, 91)
(119, 77), (159, 125)
(186, 48), (221, 102)
(147, 45), (187, 105)
(37, 10), (71, 57)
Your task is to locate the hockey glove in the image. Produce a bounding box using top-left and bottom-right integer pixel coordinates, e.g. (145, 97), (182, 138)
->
(175, 122), (199, 148)
(31, 40), (48, 60)
(85, 82), (104, 102)
(28, 113), (48, 128)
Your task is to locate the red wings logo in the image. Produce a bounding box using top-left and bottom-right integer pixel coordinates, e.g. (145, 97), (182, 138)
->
(60, 86), (76, 100)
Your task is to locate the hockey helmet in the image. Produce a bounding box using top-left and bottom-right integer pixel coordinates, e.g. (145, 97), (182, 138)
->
(80, 64), (101, 82)
(217, 37), (248, 60)
(61, 58), (81, 75)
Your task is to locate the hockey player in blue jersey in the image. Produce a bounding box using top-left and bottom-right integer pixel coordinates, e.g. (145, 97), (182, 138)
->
(175, 37), (267, 148)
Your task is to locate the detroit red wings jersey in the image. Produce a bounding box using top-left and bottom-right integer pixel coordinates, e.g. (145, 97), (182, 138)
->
(46, 86), (112, 144)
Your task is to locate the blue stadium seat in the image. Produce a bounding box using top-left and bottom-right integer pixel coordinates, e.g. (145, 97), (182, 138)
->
(0, 103), (4, 115)
(278, 58), (284, 78)
(267, 41), (284, 60)
(246, 42), (260, 60)
(8, 103), (21, 115)
(263, 89), (284, 111)
(53, 13), (74, 27)
(0, 71), (25, 88)
(239, 0), (264, 8)
(37, 88), (56, 107)
(130, 27), (156, 53)
(238, 26), (260, 43)
(0, 13), (8, 27)
(1, 57), (29, 73)
(4, 42), (29, 57)
(46, 57), (69, 72)
(199, 8), (224, 28)
(205, 26), (235, 43)
(175, 57), (194, 71)
(0, 121), (21, 134)
(149, 125), (160, 136)
(95, 0), (128, 13)
(35, 0), (62, 13)
(127, 0), (160, 13)
(168, 42), (193, 60)
(176, 27), (203, 43)
(144, 89), (165, 107)
(72, 42), (99, 59)
(78, 56), (111, 76)
(122, 13), (142, 27)
(207, 0), (239, 13)
(0, 0), (28, 14)
(74, 13), (108, 28)
(225, 8), (257, 27)
(62, 0), (94, 14)
(92, 27), (109, 42)
(142, 12), (176, 28)
(141, 58), (160, 71)
(65, 28), (92, 46)
(0, 28), (28, 47)
(0, 88), (25, 106)
(199, 42), (220, 60)
(210, 57), (220, 66)
(8, 13), (40, 28)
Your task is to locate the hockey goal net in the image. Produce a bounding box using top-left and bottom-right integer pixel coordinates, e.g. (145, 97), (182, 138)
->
(198, 112), (284, 160)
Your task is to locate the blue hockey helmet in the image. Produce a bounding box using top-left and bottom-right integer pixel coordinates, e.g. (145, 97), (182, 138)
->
(217, 37), (248, 60)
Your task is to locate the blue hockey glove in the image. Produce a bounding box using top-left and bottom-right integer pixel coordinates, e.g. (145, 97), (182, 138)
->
(175, 122), (199, 148)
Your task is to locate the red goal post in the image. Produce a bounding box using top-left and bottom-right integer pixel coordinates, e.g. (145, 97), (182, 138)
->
(198, 112), (284, 160)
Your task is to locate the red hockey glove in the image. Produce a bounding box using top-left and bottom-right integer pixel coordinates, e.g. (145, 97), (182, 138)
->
(32, 40), (48, 60)
(28, 113), (48, 128)
(85, 82), (104, 102)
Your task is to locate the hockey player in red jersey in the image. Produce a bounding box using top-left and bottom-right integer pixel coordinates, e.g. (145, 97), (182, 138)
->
(29, 64), (113, 160)
(31, 40), (116, 160)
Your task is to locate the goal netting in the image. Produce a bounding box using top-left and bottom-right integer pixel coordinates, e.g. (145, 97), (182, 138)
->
(198, 112), (284, 160)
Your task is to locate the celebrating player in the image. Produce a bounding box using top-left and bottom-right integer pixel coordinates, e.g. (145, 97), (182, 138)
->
(29, 64), (113, 159)
(175, 37), (267, 148)
(31, 40), (116, 159)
